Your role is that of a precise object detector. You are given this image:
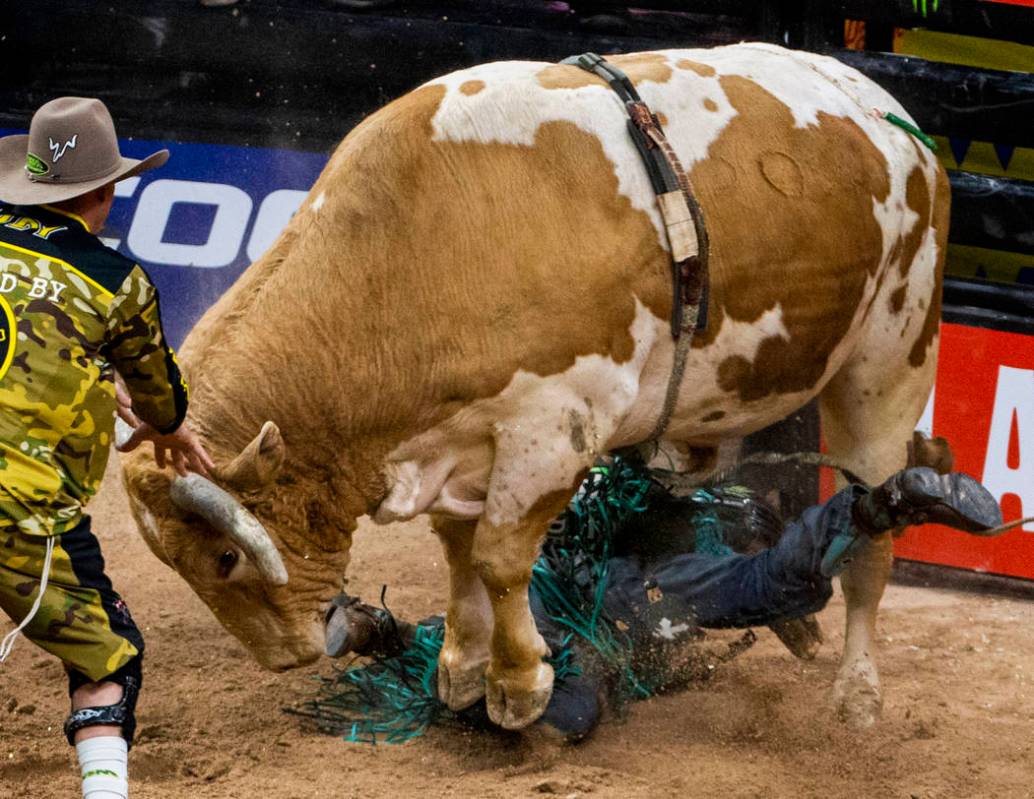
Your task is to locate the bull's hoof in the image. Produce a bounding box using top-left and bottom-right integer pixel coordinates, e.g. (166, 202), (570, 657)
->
(833, 662), (883, 730)
(437, 650), (489, 711)
(769, 615), (823, 660)
(485, 661), (554, 730)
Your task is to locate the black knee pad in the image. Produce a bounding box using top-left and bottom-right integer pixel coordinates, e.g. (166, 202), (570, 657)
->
(65, 656), (142, 748)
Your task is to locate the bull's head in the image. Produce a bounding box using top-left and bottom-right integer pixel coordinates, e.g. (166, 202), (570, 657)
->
(120, 421), (353, 671)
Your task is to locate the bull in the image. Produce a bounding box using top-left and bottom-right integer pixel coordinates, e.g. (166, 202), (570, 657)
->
(121, 44), (948, 731)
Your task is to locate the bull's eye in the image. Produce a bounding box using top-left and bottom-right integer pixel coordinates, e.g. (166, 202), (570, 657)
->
(217, 549), (239, 578)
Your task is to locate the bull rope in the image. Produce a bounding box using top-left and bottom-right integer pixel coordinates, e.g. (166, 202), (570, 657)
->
(640, 447), (868, 495)
(560, 53), (710, 443)
(979, 515), (1034, 537)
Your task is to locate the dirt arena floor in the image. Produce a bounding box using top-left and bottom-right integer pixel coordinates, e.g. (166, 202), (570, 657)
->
(2, 459), (1033, 799)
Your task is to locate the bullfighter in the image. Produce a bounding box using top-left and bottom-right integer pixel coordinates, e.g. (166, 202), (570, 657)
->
(0, 97), (212, 799)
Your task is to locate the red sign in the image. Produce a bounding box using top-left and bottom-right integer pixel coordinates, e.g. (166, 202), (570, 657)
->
(981, 0), (1034, 8)
(894, 323), (1034, 579)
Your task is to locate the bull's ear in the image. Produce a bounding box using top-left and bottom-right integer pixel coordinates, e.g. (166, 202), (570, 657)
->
(216, 421), (285, 491)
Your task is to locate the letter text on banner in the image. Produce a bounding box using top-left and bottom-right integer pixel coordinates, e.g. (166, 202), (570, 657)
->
(981, 365), (1034, 532)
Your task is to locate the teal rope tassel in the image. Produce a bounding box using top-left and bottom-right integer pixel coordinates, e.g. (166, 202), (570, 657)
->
(288, 621), (581, 743)
(288, 623), (448, 744)
(688, 489), (734, 557)
(531, 460), (659, 701)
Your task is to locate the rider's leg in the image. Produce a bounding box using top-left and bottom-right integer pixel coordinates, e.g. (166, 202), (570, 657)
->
(604, 468), (1001, 631)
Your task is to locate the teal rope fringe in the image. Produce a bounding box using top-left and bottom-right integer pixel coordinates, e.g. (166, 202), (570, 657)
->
(687, 488), (735, 557)
(292, 623), (447, 744)
(531, 461), (657, 701)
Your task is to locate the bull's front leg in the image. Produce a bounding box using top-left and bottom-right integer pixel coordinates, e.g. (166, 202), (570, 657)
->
(433, 516), (493, 710)
(471, 495), (568, 730)
(472, 395), (612, 727)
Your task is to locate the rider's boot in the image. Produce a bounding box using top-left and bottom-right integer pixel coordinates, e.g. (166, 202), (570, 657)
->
(852, 467), (1002, 536)
(821, 467), (1002, 577)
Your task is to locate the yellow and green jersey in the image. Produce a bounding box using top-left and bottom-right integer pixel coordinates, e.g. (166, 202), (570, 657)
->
(0, 203), (188, 536)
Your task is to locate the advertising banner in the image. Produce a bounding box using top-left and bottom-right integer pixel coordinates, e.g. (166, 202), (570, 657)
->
(896, 323), (1034, 578)
(101, 138), (330, 347)
(892, 27), (1034, 289)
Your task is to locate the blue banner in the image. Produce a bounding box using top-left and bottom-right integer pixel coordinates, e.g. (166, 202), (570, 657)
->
(3, 130), (330, 347)
(107, 138), (329, 347)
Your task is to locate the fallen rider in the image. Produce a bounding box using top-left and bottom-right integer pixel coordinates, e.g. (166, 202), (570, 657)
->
(301, 462), (1003, 743)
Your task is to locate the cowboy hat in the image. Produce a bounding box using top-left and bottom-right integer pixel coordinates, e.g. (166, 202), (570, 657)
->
(0, 96), (168, 205)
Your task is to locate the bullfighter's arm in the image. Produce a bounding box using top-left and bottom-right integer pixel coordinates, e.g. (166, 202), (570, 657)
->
(104, 264), (189, 434)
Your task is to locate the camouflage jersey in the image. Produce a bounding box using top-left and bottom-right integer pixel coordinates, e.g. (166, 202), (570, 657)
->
(0, 203), (188, 536)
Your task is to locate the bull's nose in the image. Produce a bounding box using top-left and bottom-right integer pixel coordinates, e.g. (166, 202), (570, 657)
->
(255, 625), (325, 672)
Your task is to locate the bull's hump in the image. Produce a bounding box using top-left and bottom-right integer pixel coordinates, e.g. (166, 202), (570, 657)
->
(688, 79), (894, 402)
(422, 53), (722, 248)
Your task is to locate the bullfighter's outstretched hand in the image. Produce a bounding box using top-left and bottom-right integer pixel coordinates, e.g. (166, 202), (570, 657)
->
(115, 377), (214, 477)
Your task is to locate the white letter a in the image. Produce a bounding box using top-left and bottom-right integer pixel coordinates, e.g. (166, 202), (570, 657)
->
(982, 365), (1034, 532)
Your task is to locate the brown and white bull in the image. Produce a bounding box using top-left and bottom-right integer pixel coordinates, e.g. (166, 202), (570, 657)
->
(121, 44), (948, 730)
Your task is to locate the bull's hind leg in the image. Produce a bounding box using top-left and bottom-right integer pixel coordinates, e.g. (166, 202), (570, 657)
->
(819, 334), (939, 728)
(820, 147), (946, 728)
(473, 489), (573, 729)
(433, 516), (492, 710)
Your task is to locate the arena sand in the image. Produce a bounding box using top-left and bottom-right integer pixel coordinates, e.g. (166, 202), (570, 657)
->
(2, 458), (1032, 799)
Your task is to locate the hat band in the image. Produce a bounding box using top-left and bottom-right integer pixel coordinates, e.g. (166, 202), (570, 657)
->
(25, 155), (123, 185)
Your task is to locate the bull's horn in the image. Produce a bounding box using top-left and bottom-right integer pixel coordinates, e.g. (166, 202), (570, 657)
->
(169, 473), (289, 586)
(215, 421), (285, 491)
